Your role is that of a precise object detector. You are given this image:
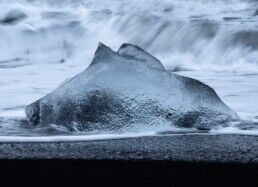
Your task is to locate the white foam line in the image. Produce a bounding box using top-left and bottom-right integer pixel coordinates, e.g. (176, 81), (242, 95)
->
(0, 132), (157, 143)
(210, 127), (258, 136)
(0, 133), (209, 142)
(0, 130), (257, 143)
(160, 132), (258, 136)
(216, 132), (258, 136)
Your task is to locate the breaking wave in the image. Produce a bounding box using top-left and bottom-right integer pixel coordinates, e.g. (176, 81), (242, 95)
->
(0, 0), (258, 73)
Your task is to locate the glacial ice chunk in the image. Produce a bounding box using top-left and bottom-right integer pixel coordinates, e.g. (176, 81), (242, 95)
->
(25, 43), (240, 131)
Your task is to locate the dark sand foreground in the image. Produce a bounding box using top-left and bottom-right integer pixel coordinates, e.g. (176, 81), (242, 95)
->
(0, 134), (257, 186)
(0, 134), (257, 162)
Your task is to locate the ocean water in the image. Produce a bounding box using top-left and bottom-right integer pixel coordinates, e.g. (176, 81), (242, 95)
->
(0, 0), (258, 139)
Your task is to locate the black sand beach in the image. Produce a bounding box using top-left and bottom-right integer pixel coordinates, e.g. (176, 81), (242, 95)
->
(0, 134), (257, 162)
(0, 134), (257, 186)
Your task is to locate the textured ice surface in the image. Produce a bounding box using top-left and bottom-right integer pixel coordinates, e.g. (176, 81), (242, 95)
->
(25, 43), (239, 131)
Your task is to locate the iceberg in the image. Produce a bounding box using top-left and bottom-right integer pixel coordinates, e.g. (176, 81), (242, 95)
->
(25, 43), (240, 131)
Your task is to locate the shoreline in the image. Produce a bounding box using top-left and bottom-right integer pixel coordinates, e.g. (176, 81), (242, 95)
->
(0, 134), (257, 163)
(0, 132), (257, 186)
(0, 129), (257, 143)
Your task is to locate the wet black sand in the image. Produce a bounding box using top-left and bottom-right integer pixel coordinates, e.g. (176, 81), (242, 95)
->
(0, 134), (257, 186)
(0, 134), (257, 162)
